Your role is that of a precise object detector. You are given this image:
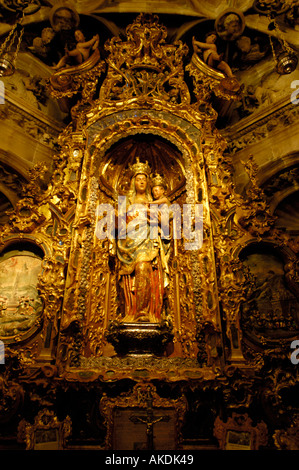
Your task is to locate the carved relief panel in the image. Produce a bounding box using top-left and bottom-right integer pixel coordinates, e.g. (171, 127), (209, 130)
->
(239, 244), (299, 353)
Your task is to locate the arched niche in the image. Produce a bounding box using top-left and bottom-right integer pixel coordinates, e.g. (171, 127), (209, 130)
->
(238, 242), (299, 351)
(96, 133), (188, 334)
(0, 241), (45, 344)
(96, 133), (186, 201)
(86, 109), (203, 206)
(91, 132), (197, 356)
(68, 111), (213, 361)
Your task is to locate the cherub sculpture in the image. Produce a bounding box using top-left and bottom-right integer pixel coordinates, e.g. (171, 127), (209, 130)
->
(53, 29), (99, 70)
(192, 32), (234, 78)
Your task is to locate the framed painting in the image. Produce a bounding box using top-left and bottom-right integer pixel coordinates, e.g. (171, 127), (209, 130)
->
(214, 413), (268, 450)
(0, 248), (43, 343)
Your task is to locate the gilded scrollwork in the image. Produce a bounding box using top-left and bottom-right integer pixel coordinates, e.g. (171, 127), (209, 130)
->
(0, 126), (83, 358)
(18, 409), (72, 450)
(214, 412), (268, 450)
(101, 14), (189, 106)
(186, 45), (241, 106)
(0, 350), (24, 422)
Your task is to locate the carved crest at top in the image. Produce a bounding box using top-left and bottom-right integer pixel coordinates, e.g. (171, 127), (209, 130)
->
(114, 13), (169, 70)
(100, 13), (190, 105)
(48, 13), (241, 119)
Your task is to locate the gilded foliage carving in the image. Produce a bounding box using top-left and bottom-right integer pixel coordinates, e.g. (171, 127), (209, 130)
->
(0, 351), (24, 422)
(101, 14), (190, 105)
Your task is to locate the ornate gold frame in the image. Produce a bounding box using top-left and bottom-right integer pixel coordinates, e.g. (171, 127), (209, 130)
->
(214, 412), (268, 450)
(18, 409), (72, 450)
(100, 382), (187, 450)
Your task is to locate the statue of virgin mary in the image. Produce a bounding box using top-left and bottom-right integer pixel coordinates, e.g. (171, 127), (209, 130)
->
(117, 159), (170, 323)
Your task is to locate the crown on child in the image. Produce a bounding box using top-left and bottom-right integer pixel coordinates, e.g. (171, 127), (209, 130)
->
(151, 173), (167, 189)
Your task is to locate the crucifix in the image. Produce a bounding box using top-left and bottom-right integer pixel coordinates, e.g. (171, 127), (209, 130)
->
(129, 397), (170, 450)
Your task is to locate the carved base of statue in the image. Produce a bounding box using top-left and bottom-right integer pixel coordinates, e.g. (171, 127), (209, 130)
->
(105, 320), (173, 357)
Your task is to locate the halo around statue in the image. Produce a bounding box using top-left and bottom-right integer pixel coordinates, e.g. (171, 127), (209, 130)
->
(49, 2), (80, 32)
(215, 9), (245, 41)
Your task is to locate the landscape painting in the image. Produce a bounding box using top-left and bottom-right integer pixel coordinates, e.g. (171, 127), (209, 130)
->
(0, 252), (43, 338)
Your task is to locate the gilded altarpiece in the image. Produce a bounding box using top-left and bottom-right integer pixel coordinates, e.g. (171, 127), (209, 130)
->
(49, 13), (243, 381)
(0, 9), (299, 450)
(0, 14), (245, 380)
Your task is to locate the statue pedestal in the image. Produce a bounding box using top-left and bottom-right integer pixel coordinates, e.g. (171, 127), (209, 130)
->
(106, 321), (173, 357)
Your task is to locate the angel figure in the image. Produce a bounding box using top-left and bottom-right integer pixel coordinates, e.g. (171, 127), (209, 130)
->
(53, 29), (99, 70)
(192, 32), (234, 78)
(30, 27), (56, 59)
